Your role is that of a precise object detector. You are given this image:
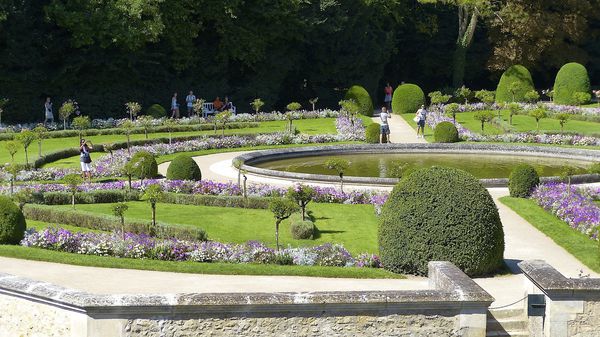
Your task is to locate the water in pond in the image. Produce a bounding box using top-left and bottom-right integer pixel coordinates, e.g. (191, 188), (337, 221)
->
(254, 153), (591, 179)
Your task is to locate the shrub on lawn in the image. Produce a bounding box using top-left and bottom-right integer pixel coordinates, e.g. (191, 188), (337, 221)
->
(161, 193), (270, 209)
(0, 196), (26, 244)
(554, 63), (591, 105)
(392, 84), (425, 114)
(40, 190), (141, 205)
(433, 121), (459, 143)
(291, 218), (315, 240)
(130, 151), (158, 179)
(166, 155), (202, 181)
(147, 104), (167, 118)
(509, 164), (540, 198)
(365, 123), (381, 144)
(345, 85), (374, 117)
(495, 65), (535, 103)
(378, 167), (504, 277)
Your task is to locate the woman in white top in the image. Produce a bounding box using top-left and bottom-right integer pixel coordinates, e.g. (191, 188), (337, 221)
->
(415, 105), (427, 138)
(171, 93), (180, 118)
(44, 97), (53, 125)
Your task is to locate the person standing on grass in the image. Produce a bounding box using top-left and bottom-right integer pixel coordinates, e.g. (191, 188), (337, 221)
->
(384, 83), (393, 111)
(44, 97), (53, 125)
(185, 91), (196, 117)
(380, 106), (392, 143)
(171, 93), (180, 118)
(79, 139), (93, 181)
(416, 105), (427, 139)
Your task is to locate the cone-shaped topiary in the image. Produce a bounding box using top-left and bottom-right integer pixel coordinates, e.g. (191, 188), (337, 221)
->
(0, 196), (26, 244)
(344, 85), (374, 117)
(392, 84), (425, 114)
(146, 104), (167, 118)
(554, 62), (591, 105)
(166, 154), (202, 181)
(508, 164), (540, 198)
(495, 65), (535, 103)
(433, 121), (459, 143)
(378, 167), (504, 277)
(130, 151), (158, 179)
(365, 123), (381, 144)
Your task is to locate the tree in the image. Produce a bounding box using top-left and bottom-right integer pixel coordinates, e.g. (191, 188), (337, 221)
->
(555, 113), (570, 132)
(121, 120), (135, 155)
(59, 101), (75, 130)
(473, 110), (494, 132)
(428, 91), (451, 107)
(63, 173), (82, 209)
(121, 160), (135, 191)
(454, 86), (472, 104)
(125, 102), (141, 121)
(32, 125), (47, 158)
(162, 118), (177, 144)
(508, 81), (522, 102)
(474, 90), (495, 108)
(445, 103), (461, 124)
(4, 141), (18, 162)
(112, 202), (129, 239)
(4, 163), (21, 195)
(506, 102), (520, 125)
(143, 184), (163, 231)
(560, 166), (577, 195)
(573, 92), (591, 106)
(309, 97), (319, 111)
(286, 184), (316, 221)
(286, 102), (301, 133)
(193, 98), (206, 117)
(15, 130), (36, 167)
(12, 187), (34, 211)
(251, 98), (264, 114)
(543, 89), (554, 103)
(215, 110), (232, 137)
(269, 198), (299, 251)
(528, 107), (547, 132)
(0, 98), (9, 126)
(137, 115), (154, 139)
(325, 158), (350, 192)
(524, 90), (540, 104)
(338, 99), (359, 124)
(71, 116), (91, 142)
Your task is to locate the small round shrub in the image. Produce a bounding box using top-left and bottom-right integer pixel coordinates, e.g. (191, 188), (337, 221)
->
(291, 219), (315, 240)
(392, 84), (425, 114)
(166, 155), (202, 181)
(495, 65), (535, 103)
(554, 63), (591, 105)
(433, 121), (459, 143)
(365, 123), (381, 144)
(345, 85), (374, 117)
(0, 196), (26, 244)
(130, 151), (158, 179)
(509, 164), (540, 198)
(378, 167), (504, 277)
(146, 104), (167, 118)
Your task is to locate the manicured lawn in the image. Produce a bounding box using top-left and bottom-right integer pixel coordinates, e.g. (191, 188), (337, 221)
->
(0, 245), (402, 279)
(55, 202), (379, 254)
(500, 197), (600, 273)
(26, 220), (105, 233)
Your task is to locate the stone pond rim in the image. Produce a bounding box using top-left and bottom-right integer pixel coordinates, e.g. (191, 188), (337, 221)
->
(234, 143), (600, 188)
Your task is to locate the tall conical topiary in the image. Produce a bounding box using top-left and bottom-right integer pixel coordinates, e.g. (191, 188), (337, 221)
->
(495, 65), (535, 103)
(392, 84), (425, 114)
(344, 85), (374, 117)
(553, 62), (591, 105)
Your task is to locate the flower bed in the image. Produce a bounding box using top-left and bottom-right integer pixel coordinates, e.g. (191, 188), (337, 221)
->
(531, 183), (600, 239)
(21, 227), (382, 268)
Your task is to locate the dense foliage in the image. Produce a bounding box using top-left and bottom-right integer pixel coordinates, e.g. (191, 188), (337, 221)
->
(392, 84), (425, 114)
(365, 123), (381, 144)
(554, 63), (591, 105)
(433, 121), (459, 143)
(147, 104), (167, 118)
(344, 85), (374, 117)
(378, 167), (505, 277)
(130, 151), (158, 179)
(291, 218), (315, 240)
(166, 155), (202, 181)
(509, 164), (540, 198)
(0, 196), (26, 244)
(495, 65), (535, 103)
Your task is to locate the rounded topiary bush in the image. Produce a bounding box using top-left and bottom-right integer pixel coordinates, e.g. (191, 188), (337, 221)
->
(392, 84), (425, 114)
(166, 155), (202, 181)
(378, 167), (504, 277)
(509, 164), (540, 198)
(554, 62), (591, 105)
(0, 196), (26, 245)
(146, 104), (167, 118)
(345, 85), (374, 117)
(130, 151), (158, 179)
(365, 123), (381, 144)
(433, 121), (459, 143)
(495, 65), (535, 103)
(291, 219), (315, 240)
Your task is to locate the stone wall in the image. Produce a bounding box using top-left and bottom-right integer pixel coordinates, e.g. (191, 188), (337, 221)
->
(568, 301), (600, 337)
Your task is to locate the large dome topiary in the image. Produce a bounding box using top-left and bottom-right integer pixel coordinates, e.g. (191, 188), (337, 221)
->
(509, 164), (540, 198)
(392, 84), (425, 114)
(130, 151), (158, 179)
(0, 196), (26, 244)
(146, 104), (167, 118)
(433, 121), (459, 143)
(365, 123), (381, 144)
(378, 167), (504, 277)
(553, 63), (591, 105)
(166, 154), (202, 181)
(345, 85), (374, 117)
(495, 65), (535, 103)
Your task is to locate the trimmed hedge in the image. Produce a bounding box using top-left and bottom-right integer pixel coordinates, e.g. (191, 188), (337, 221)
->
(0, 196), (26, 244)
(166, 155), (202, 181)
(23, 204), (207, 241)
(161, 193), (270, 209)
(378, 167), (504, 277)
(147, 104), (167, 118)
(130, 151), (159, 179)
(345, 85), (374, 117)
(365, 123), (381, 144)
(554, 62), (591, 105)
(291, 219), (315, 240)
(508, 164), (540, 198)
(392, 84), (425, 114)
(38, 190), (141, 205)
(495, 65), (535, 103)
(433, 122), (459, 143)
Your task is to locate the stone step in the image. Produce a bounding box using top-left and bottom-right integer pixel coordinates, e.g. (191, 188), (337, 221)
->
(487, 318), (528, 331)
(487, 308), (526, 320)
(486, 331), (529, 337)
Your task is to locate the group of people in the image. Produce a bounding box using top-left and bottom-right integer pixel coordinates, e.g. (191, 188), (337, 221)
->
(170, 92), (235, 118)
(43, 97), (81, 126)
(378, 103), (427, 143)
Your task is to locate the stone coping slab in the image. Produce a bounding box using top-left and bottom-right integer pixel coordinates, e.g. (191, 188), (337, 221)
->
(235, 143), (600, 188)
(0, 261), (493, 316)
(519, 260), (600, 298)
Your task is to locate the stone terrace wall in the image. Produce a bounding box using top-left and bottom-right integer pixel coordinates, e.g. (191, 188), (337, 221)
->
(0, 261), (493, 337)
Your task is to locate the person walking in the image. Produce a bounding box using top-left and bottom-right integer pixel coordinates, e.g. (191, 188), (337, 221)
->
(415, 105), (427, 139)
(171, 93), (180, 118)
(185, 91), (196, 117)
(379, 106), (392, 143)
(44, 97), (53, 126)
(384, 83), (393, 111)
(79, 139), (93, 181)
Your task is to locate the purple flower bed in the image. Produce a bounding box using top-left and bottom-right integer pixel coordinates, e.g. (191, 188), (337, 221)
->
(531, 183), (600, 239)
(21, 227), (382, 268)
